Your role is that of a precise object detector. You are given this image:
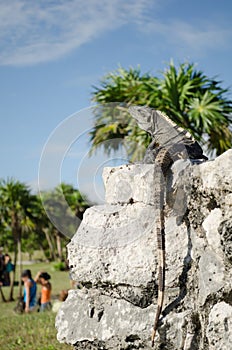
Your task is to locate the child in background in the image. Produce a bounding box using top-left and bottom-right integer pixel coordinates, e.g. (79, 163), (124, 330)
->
(4, 254), (14, 286)
(35, 271), (52, 312)
(52, 289), (68, 313)
(21, 269), (37, 312)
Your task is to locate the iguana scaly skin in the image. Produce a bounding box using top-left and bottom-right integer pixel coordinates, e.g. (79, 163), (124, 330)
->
(128, 106), (207, 347)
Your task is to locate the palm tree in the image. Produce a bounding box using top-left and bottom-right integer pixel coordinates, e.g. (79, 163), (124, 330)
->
(40, 183), (89, 261)
(30, 196), (57, 261)
(91, 62), (232, 159)
(0, 178), (35, 300)
(59, 183), (89, 221)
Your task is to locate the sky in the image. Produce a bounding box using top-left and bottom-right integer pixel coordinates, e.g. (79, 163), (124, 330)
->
(0, 0), (232, 203)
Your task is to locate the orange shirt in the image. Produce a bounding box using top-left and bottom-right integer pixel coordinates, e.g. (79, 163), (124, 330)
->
(41, 285), (51, 304)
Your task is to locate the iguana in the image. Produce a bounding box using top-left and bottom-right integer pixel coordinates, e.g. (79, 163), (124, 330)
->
(128, 106), (207, 347)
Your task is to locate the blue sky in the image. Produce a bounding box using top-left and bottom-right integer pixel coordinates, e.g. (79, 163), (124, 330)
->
(0, 0), (232, 202)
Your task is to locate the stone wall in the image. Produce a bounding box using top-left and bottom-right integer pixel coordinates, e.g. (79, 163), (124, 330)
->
(56, 150), (232, 350)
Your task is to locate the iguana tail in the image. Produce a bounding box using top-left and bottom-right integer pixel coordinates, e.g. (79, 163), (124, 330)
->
(151, 207), (165, 347)
(151, 148), (172, 347)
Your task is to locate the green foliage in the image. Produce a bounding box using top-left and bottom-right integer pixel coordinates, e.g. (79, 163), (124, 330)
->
(91, 62), (232, 159)
(41, 182), (89, 223)
(0, 181), (45, 258)
(93, 66), (159, 104)
(0, 178), (35, 233)
(53, 261), (66, 271)
(0, 180), (89, 261)
(59, 182), (90, 219)
(40, 183), (90, 260)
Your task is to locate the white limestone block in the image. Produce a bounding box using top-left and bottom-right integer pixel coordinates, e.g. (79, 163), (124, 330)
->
(203, 209), (223, 255)
(207, 302), (232, 350)
(56, 289), (155, 346)
(198, 250), (225, 305)
(103, 164), (158, 205)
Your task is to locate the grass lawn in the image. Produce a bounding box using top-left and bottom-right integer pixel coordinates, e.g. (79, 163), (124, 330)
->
(0, 262), (73, 350)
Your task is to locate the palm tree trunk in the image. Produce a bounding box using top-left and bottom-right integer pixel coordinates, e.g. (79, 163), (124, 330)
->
(0, 285), (6, 302)
(43, 228), (56, 260)
(56, 232), (63, 262)
(18, 231), (23, 298)
(38, 242), (47, 261)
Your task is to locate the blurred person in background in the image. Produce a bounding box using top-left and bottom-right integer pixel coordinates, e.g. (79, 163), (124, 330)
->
(21, 269), (37, 312)
(3, 253), (14, 286)
(35, 271), (52, 312)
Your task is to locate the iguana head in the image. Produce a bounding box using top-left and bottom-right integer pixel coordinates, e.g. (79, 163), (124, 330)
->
(128, 106), (154, 134)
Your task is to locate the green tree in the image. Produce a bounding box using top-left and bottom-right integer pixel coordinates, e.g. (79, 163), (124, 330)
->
(0, 179), (35, 300)
(91, 63), (232, 159)
(27, 195), (57, 261)
(59, 183), (90, 220)
(40, 183), (89, 261)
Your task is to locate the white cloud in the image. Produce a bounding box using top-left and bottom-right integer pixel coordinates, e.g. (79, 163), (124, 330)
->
(142, 19), (232, 54)
(177, 24), (231, 52)
(0, 0), (231, 66)
(0, 0), (152, 66)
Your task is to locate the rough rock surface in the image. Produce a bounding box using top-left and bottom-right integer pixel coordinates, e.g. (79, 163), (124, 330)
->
(56, 150), (232, 350)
